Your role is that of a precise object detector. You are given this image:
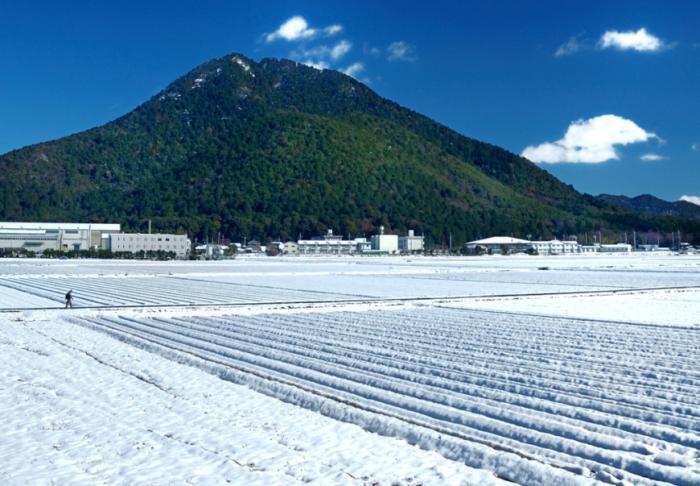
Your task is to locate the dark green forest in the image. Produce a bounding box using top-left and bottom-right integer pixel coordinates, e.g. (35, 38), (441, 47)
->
(1, 53), (698, 244)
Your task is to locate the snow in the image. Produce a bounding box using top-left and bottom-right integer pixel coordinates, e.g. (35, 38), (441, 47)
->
(1, 254), (699, 484)
(447, 288), (700, 327)
(0, 316), (496, 485)
(232, 56), (255, 77)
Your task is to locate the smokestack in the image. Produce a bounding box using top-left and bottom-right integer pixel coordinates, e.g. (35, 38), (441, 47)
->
(148, 219), (152, 235)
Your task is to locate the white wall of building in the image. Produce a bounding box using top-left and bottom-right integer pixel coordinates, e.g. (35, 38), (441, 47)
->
(371, 234), (398, 253)
(599, 243), (632, 253)
(298, 240), (360, 255)
(530, 240), (579, 255)
(0, 222), (120, 252)
(108, 233), (190, 258)
(399, 230), (424, 252)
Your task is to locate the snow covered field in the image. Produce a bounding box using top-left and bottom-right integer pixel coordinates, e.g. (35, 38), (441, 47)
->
(1, 254), (699, 485)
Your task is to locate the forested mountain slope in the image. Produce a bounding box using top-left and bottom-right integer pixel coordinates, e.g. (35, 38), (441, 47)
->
(2, 53), (697, 243)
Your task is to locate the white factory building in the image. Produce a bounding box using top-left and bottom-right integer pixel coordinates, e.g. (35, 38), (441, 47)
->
(297, 239), (363, 255)
(292, 228), (421, 256)
(398, 230), (424, 253)
(599, 243), (632, 253)
(464, 236), (532, 254)
(0, 222), (120, 253)
(370, 226), (398, 253)
(529, 239), (580, 255)
(465, 236), (634, 255)
(107, 233), (190, 258)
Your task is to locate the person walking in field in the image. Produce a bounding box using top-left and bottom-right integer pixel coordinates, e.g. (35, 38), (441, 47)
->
(65, 290), (73, 308)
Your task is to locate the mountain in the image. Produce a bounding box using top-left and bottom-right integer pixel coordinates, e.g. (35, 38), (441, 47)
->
(598, 194), (700, 221)
(1, 53), (698, 244)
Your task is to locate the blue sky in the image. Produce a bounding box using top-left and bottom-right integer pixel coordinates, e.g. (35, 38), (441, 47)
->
(1, 1), (698, 201)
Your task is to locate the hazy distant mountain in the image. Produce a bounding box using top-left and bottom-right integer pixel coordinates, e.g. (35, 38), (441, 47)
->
(598, 194), (700, 222)
(1, 52), (698, 243)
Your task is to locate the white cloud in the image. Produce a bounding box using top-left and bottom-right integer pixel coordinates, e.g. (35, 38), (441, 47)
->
(387, 41), (417, 62)
(324, 24), (342, 36)
(266, 16), (316, 42)
(292, 40), (352, 70)
(266, 16), (343, 43)
(342, 62), (364, 78)
(692, 143), (699, 151)
(640, 153), (665, 161)
(598, 28), (663, 52)
(302, 59), (330, 70)
(555, 36), (583, 57)
(679, 195), (700, 206)
(330, 40), (352, 60)
(293, 40), (350, 60)
(364, 44), (381, 56)
(522, 114), (657, 164)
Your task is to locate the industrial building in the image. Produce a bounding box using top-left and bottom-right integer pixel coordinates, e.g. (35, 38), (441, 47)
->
(599, 243), (632, 253)
(107, 233), (190, 258)
(297, 238), (367, 255)
(466, 236), (634, 255)
(398, 230), (424, 253)
(296, 229), (368, 255)
(529, 240), (580, 255)
(293, 228), (420, 256)
(0, 222), (120, 253)
(370, 226), (398, 253)
(464, 236), (532, 254)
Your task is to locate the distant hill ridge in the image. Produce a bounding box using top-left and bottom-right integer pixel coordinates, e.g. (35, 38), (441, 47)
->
(598, 194), (700, 222)
(1, 52), (699, 244)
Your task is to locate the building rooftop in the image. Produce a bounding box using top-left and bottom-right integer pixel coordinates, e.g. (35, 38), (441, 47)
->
(466, 236), (531, 245)
(0, 222), (120, 231)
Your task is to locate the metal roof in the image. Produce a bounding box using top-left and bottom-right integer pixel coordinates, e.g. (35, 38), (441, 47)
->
(466, 236), (531, 245)
(0, 222), (120, 231)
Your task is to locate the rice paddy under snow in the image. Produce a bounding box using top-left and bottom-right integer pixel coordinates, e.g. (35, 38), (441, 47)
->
(1, 254), (699, 485)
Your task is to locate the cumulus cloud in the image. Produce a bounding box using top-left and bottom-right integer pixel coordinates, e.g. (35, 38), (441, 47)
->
(266, 16), (342, 43)
(680, 195), (700, 206)
(555, 35), (583, 57)
(598, 28), (664, 52)
(640, 153), (665, 161)
(522, 114), (657, 164)
(266, 16), (316, 42)
(342, 62), (364, 78)
(387, 41), (417, 62)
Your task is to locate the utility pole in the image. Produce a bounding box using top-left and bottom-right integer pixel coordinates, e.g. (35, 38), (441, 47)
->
(633, 230), (637, 250)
